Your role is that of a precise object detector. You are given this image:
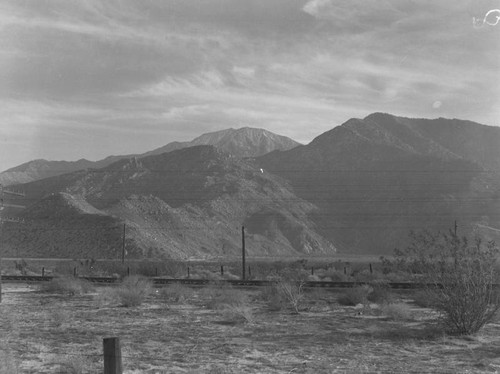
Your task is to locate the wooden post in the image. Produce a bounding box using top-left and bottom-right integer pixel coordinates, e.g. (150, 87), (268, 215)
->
(343, 267), (346, 275)
(311, 267), (314, 275)
(155, 267), (158, 277)
(248, 266), (251, 279)
(42, 267), (45, 277)
(0, 220), (3, 303)
(73, 267), (77, 278)
(220, 265), (224, 276)
(369, 263), (373, 274)
(127, 267), (130, 277)
(187, 266), (190, 278)
(0, 256), (2, 304)
(103, 337), (122, 374)
(241, 226), (246, 280)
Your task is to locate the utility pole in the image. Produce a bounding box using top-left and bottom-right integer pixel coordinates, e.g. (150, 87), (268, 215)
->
(241, 226), (246, 280)
(0, 184), (25, 303)
(121, 223), (126, 264)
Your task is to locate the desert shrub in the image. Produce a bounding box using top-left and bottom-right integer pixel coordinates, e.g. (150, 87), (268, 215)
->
(307, 274), (321, 282)
(39, 277), (94, 296)
(94, 287), (119, 307)
(158, 283), (194, 303)
(337, 285), (372, 306)
(391, 230), (500, 335)
(221, 303), (255, 324)
(114, 275), (152, 307)
(381, 302), (413, 321)
(192, 268), (222, 280)
(322, 268), (349, 282)
(277, 279), (305, 314)
(200, 282), (246, 310)
(199, 282), (255, 323)
(367, 280), (394, 304)
(51, 350), (97, 374)
(260, 284), (284, 311)
(412, 290), (438, 308)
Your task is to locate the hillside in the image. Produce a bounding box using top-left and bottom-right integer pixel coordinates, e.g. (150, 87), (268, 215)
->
(0, 159), (97, 185)
(0, 127), (299, 186)
(259, 113), (500, 254)
(1, 146), (334, 259)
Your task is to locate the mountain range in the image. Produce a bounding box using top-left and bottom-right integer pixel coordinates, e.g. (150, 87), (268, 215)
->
(0, 127), (300, 186)
(1, 145), (332, 259)
(259, 113), (500, 253)
(1, 113), (499, 258)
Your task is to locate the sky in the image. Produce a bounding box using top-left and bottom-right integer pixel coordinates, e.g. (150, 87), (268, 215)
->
(0, 0), (499, 172)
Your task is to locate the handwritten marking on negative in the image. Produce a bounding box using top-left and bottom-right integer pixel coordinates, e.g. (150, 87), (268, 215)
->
(473, 9), (500, 28)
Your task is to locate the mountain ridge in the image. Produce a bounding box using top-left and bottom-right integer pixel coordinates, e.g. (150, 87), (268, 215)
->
(2, 113), (498, 257)
(258, 113), (500, 254)
(1, 145), (334, 259)
(0, 127), (300, 186)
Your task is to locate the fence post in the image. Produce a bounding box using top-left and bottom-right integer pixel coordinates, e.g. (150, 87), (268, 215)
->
(127, 267), (130, 277)
(187, 266), (190, 278)
(73, 267), (77, 278)
(42, 267), (45, 277)
(103, 337), (122, 374)
(311, 267), (314, 275)
(220, 265), (224, 276)
(369, 263), (373, 274)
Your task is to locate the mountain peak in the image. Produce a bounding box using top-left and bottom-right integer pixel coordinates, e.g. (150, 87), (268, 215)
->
(150, 126), (300, 159)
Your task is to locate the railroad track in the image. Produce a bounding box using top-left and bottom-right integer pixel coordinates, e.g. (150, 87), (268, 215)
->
(0, 275), (440, 289)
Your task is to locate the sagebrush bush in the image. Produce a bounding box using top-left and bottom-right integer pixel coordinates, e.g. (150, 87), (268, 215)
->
(392, 231), (500, 334)
(277, 280), (305, 314)
(199, 282), (255, 323)
(412, 290), (438, 308)
(381, 302), (413, 321)
(337, 285), (372, 306)
(200, 282), (246, 310)
(94, 287), (119, 307)
(322, 268), (349, 282)
(158, 283), (194, 303)
(221, 304), (255, 324)
(367, 280), (393, 304)
(260, 284), (284, 311)
(114, 276), (152, 307)
(39, 277), (93, 296)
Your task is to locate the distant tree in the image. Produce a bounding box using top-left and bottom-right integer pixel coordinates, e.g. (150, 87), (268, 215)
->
(392, 230), (500, 335)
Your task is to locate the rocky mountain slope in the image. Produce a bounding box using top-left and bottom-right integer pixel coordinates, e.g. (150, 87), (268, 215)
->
(0, 128), (299, 186)
(1, 146), (334, 259)
(259, 113), (500, 254)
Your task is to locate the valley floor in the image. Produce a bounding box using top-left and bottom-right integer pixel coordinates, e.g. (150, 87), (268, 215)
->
(1, 284), (500, 373)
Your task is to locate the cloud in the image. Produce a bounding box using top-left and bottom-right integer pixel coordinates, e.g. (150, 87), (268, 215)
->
(302, 0), (405, 32)
(0, 0), (498, 171)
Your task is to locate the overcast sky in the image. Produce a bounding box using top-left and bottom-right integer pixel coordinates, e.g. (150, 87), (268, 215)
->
(0, 0), (499, 171)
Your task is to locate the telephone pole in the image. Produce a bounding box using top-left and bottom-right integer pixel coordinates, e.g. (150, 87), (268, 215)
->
(241, 226), (246, 280)
(121, 223), (126, 264)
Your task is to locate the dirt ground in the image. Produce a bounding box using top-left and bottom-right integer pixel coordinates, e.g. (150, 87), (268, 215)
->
(1, 283), (500, 373)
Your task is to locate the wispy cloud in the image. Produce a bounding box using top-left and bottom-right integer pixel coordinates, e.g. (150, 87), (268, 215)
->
(0, 0), (498, 171)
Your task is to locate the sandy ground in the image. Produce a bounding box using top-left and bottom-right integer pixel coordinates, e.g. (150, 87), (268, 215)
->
(1, 283), (500, 373)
